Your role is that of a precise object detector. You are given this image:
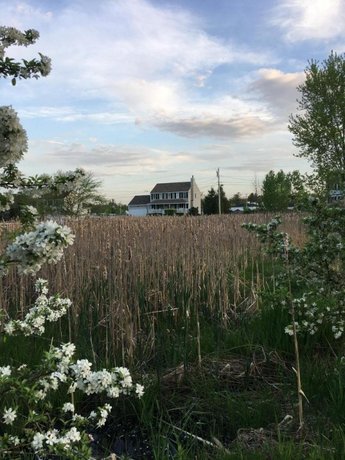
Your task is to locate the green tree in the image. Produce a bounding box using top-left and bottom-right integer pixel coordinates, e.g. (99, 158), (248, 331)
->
(289, 52), (345, 185)
(229, 192), (246, 206)
(41, 169), (105, 216)
(262, 170), (291, 211)
(288, 170), (309, 209)
(202, 186), (229, 214)
(90, 199), (127, 215)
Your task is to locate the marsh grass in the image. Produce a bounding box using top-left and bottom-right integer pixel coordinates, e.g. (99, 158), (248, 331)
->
(1, 213), (344, 458)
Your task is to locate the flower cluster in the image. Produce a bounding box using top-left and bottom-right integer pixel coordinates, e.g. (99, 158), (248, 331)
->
(51, 168), (86, 194)
(0, 106), (28, 166)
(284, 293), (325, 336)
(70, 361), (144, 399)
(3, 279), (72, 336)
(41, 342), (144, 402)
(244, 205), (345, 341)
(0, 27), (51, 83)
(0, 27), (40, 57)
(242, 218), (299, 261)
(31, 427), (82, 454)
(0, 27), (144, 459)
(6, 220), (75, 274)
(0, 338), (144, 457)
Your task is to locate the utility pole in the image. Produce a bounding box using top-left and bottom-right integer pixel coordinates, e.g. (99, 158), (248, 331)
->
(216, 168), (221, 215)
(253, 173), (259, 202)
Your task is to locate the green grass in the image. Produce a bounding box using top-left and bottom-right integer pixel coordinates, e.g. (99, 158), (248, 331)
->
(3, 253), (345, 458)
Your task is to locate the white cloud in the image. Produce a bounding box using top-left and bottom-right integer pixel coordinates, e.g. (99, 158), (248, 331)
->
(113, 79), (183, 115)
(249, 68), (305, 121)
(19, 106), (134, 124)
(24, 139), (193, 176)
(0, 2), (53, 29)
(1, 0), (271, 126)
(272, 0), (345, 42)
(153, 114), (271, 139)
(1, 0), (264, 95)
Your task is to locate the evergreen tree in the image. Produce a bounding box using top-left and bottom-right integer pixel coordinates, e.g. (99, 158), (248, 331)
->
(202, 186), (229, 214)
(262, 170), (291, 211)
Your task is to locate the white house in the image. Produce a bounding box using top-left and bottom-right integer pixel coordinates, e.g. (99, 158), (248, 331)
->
(127, 195), (151, 216)
(128, 177), (201, 216)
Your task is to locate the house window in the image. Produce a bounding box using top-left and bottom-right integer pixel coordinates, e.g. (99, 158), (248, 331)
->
(180, 192), (188, 199)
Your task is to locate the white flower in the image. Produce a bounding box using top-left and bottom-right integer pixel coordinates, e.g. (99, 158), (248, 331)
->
(4, 322), (14, 335)
(0, 365), (11, 377)
(107, 386), (120, 398)
(96, 417), (107, 428)
(72, 413), (85, 422)
(61, 342), (76, 358)
(31, 432), (45, 451)
(24, 205), (38, 216)
(8, 435), (20, 446)
(135, 384), (145, 398)
(63, 427), (81, 443)
(35, 278), (48, 294)
(0, 106), (28, 166)
(335, 330), (343, 339)
(35, 390), (47, 401)
(68, 382), (77, 394)
(72, 359), (92, 378)
(3, 407), (17, 425)
(284, 325), (294, 336)
(62, 402), (75, 413)
(116, 367), (133, 388)
(45, 429), (59, 446)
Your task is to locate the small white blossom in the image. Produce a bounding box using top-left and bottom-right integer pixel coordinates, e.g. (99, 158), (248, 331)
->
(62, 402), (75, 413)
(8, 435), (20, 446)
(3, 407), (17, 425)
(63, 426), (81, 443)
(0, 365), (11, 377)
(45, 429), (59, 446)
(31, 432), (45, 451)
(68, 382), (77, 394)
(35, 390), (47, 401)
(135, 383), (145, 398)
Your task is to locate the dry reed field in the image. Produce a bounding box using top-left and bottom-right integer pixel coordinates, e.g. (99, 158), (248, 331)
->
(2, 213), (305, 366)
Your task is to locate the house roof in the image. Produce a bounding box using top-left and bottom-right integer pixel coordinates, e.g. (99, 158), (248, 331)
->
(128, 195), (150, 206)
(151, 181), (191, 193)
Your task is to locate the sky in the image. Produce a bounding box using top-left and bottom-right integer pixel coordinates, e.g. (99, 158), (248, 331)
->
(1, 0), (345, 203)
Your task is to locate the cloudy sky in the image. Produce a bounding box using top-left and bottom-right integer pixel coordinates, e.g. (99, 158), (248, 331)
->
(1, 0), (345, 203)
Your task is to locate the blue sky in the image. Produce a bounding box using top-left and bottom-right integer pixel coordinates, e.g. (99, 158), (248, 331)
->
(1, 0), (345, 203)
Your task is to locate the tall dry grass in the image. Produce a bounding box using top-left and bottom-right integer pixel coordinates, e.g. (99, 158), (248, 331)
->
(1, 213), (305, 365)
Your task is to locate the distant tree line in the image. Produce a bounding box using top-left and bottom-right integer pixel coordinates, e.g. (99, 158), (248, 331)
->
(201, 170), (309, 214)
(1, 169), (127, 219)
